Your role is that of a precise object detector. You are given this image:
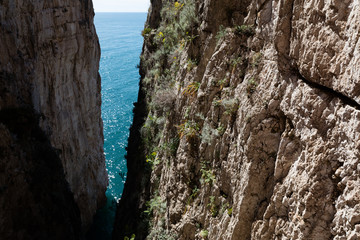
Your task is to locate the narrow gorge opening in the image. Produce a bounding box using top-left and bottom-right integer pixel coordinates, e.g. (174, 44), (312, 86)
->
(86, 12), (148, 239)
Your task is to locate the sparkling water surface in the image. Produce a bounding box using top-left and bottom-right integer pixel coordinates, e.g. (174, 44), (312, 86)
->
(87, 12), (147, 239)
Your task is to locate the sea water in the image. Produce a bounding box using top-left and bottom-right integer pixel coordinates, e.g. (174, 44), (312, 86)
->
(87, 12), (147, 239)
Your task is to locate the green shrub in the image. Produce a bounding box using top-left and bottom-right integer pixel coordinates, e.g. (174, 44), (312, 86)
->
(199, 229), (209, 239)
(186, 186), (199, 205)
(148, 227), (177, 240)
(251, 52), (263, 67)
(246, 77), (257, 96)
(219, 202), (229, 216)
(186, 58), (198, 71)
(157, 137), (180, 157)
(177, 120), (200, 139)
(216, 25), (227, 44)
(145, 195), (166, 216)
(190, 186), (199, 199)
(207, 196), (218, 217)
(222, 99), (239, 115)
(227, 207), (233, 216)
(195, 112), (205, 121)
(234, 25), (255, 36)
(183, 81), (200, 96)
(141, 27), (152, 37)
(200, 163), (216, 185)
(212, 97), (222, 107)
(157, 0), (198, 50)
(217, 124), (226, 136)
(200, 123), (219, 144)
(185, 32), (199, 43)
(124, 234), (136, 240)
(179, 0), (198, 34)
(230, 56), (243, 67)
(230, 56), (243, 73)
(146, 151), (160, 168)
(141, 115), (164, 150)
(217, 78), (227, 89)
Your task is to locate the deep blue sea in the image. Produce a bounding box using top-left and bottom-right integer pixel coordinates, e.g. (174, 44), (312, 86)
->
(87, 12), (147, 239)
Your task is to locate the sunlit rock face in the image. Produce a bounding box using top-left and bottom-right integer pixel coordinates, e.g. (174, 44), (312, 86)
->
(0, 0), (107, 238)
(114, 0), (360, 239)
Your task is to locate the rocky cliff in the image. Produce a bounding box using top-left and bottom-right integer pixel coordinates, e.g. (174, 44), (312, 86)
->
(114, 0), (360, 239)
(0, 0), (107, 238)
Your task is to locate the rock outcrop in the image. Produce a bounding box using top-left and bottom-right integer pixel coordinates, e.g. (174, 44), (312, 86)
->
(115, 0), (360, 239)
(0, 0), (107, 238)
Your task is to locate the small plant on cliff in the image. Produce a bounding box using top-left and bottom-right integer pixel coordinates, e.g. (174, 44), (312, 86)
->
(227, 207), (233, 216)
(184, 186), (199, 213)
(124, 234), (136, 240)
(159, 137), (180, 157)
(183, 81), (200, 96)
(190, 186), (199, 200)
(177, 120), (200, 139)
(216, 25), (227, 44)
(157, 0), (198, 50)
(161, 1), (184, 21)
(230, 56), (243, 74)
(246, 77), (257, 96)
(230, 56), (243, 67)
(170, 137), (180, 156)
(234, 24), (255, 36)
(199, 229), (209, 239)
(251, 51), (263, 68)
(219, 202), (229, 216)
(207, 196), (218, 217)
(187, 58), (198, 71)
(145, 195), (166, 216)
(200, 162), (216, 185)
(217, 77), (227, 90)
(148, 228), (177, 240)
(148, 218), (177, 240)
(146, 151), (160, 169)
(178, 0), (198, 35)
(141, 115), (163, 150)
(217, 124), (226, 136)
(222, 98), (239, 116)
(185, 31), (199, 43)
(174, 1), (185, 11)
(200, 123), (219, 144)
(141, 27), (152, 37)
(155, 31), (166, 44)
(212, 97), (222, 107)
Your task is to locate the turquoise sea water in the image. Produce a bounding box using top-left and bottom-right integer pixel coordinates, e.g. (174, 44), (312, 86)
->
(87, 12), (147, 239)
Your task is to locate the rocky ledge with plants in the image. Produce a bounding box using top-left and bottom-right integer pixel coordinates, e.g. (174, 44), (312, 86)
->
(114, 0), (360, 239)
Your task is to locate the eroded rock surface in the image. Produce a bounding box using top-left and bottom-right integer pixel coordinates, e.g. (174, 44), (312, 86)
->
(115, 0), (359, 239)
(0, 0), (107, 238)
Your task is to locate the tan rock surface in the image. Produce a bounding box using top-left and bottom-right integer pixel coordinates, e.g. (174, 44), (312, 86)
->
(115, 0), (360, 239)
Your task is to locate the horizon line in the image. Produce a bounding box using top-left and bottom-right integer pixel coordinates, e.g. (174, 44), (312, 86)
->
(95, 11), (148, 13)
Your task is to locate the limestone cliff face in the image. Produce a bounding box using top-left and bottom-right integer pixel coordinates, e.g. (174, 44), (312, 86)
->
(0, 0), (107, 237)
(115, 0), (360, 239)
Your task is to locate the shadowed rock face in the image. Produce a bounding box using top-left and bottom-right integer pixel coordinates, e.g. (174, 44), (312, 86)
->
(114, 0), (360, 239)
(0, 0), (107, 238)
(0, 108), (82, 240)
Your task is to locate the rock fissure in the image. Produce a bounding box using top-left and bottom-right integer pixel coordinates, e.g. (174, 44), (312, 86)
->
(295, 69), (360, 111)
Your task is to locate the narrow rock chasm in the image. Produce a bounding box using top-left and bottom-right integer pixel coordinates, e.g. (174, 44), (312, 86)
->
(86, 12), (147, 239)
(1, 0), (360, 240)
